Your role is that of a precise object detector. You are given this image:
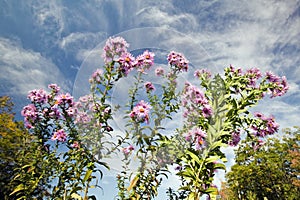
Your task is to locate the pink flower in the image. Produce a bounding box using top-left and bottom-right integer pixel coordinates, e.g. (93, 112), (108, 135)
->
(202, 104), (213, 118)
(27, 89), (48, 103)
(134, 50), (155, 71)
(117, 52), (135, 76)
(21, 104), (38, 120)
(129, 100), (152, 124)
(144, 81), (155, 92)
(194, 69), (211, 79)
(155, 67), (164, 76)
(265, 72), (289, 97)
(51, 129), (67, 142)
(48, 84), (60, 94)
(102, 36), (129, 63)
(71, 141), (80, 148)
(55, 93), (74, 106)
(185, 127), (207, 150)
(228, 131), (241, 146)
(89, 69), (103, 83)
(123, 145), (134, 155)
(167, 51), (189, 72)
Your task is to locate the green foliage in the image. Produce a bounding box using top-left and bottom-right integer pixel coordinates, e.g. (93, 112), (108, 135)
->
(225, 127), (300, 200)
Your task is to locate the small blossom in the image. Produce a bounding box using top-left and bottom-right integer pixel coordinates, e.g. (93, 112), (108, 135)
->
(155, 67), (164, 76)
(194, 69), (211, 79)
(202, 104), (213, 118)
(123, 145), (134, 155)
(71, 141), (80, 148)
(129, 100), (152, 124)
(228, 131), (241, 146)
(48, 84), (60, 94)
(144, 81), (155, 92)
(134, 50), (155, 71)
(51, 129), (67, 142)
(21, 104), (38, 121)
(117, 52), (135, 76)
(185, 127), (207, 150)
(89, 69), (103, 83)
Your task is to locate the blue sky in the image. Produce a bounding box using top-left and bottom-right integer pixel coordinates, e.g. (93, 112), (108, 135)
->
(1, 0), (300, 199)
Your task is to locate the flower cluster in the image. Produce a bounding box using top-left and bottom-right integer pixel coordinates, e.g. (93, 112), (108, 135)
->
(182, 82), (213, 121)
(117, 52), (135, 76)
(102, 36), (129, 63)
(102, 37), (155, 78)
(266, 71), (289, 97)
(89, 69), (103, 84)
(21, 84), (77, 142)
(51, 129), (67, 142)
(194, 69), (211, 79)
(245, 67), (262, 88)
(184, 127), (207, 150)
(28, 89), (48, 104)
(129, 100), (152, 124)
(251, 112), (279, 137)
(21, 104), (38, 129)
(167, 51), (189, 72)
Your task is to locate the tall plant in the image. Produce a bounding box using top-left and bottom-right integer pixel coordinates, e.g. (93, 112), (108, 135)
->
(18, 36), (288, 199)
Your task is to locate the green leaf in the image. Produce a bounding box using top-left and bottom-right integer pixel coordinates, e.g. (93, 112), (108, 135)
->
(186, 150), (202, 165)
(205, 155), (220, 164)
(10, 184), (24, 196)
(83, 169), (93, 182)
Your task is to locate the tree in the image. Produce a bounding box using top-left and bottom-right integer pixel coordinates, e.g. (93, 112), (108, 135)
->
(224, 127), (300, 200)
(0, 96), (48, 199)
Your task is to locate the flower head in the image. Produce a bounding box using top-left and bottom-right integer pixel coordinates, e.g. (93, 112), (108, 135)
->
(51, 129), (67, 142)
(144, 82), (155, 93)
(123, 145), (134, 155)
(134, 50), (155, 71)
(117, 52), (135, 76)
(129, 100), (152, 124)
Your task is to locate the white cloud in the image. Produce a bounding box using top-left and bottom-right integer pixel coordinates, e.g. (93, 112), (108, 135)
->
(0, 37), (67, 96)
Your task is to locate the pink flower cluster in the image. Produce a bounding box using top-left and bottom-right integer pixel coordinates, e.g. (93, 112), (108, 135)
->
(182, 82), (213, 120)
(102, 36), (129, 63)
(194, 69), (211, 79)
(245, 67), (262, 88)
(27, 89), (48, 104)
(21, 84), (78, 142)
(51, 129), (67, 142)
(266, 71), (289, 97)
(102, 37), (155, 76)
(21, 104), (38, 129)
(129, 100), (152, 124)
(252, 112), (279, 137)
(167, 51), (189, 72)
(89, 69), (103, 83)
(185, 127), (207, 150)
